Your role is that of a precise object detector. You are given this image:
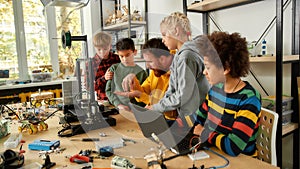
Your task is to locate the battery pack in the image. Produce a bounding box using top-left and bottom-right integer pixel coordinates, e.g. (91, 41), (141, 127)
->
(28, 139), (60, 151)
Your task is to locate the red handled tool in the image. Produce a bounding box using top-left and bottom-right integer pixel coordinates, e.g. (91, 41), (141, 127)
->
(68, 154), (92, 164)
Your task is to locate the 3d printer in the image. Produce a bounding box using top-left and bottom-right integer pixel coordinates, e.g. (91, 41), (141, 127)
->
(73, 57), (116, 130)
(60, 31), (116, 134)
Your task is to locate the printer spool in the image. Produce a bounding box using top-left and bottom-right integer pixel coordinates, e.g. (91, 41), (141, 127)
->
(61, 30), (87, 49)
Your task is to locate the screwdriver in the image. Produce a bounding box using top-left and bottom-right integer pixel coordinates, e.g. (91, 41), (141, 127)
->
(70, 138), (100, 141)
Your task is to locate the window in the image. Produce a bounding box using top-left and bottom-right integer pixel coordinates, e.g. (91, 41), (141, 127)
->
(0, 0), (18, 79)
(0, 0), (83, 81)
(23, 0), (51, 73)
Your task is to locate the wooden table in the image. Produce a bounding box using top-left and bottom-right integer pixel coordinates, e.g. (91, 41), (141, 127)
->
(0, 110), (279, 169)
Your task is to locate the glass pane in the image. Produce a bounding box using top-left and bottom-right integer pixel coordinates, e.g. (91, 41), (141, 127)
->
(23, 0), (51, 73)
(56, 7), (82, 78)
(0, 0), (18, 80)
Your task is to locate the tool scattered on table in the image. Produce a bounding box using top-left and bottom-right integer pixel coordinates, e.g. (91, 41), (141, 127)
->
(70, 138), (100, 142)
(38, 147), (66, 157)
(67, 154), (93, 164)
(42, 153), (56, 169)
(37, 147), (65, 169)
(122, 137), (136, 144)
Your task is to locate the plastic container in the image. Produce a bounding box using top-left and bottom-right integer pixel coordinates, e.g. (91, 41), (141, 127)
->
(247, 41), (257, 57)
(262, 95), (293, 112)
(4, 133), (22, 149)
(282, 110), (293, 125)
(95, 137), (124, 149)
(30, 72), (53, 82)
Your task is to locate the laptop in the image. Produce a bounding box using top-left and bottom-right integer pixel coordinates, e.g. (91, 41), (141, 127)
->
(129, 103), (194, 154)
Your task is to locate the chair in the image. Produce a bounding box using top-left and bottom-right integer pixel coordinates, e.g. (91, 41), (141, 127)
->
(256, 107), (278, 166)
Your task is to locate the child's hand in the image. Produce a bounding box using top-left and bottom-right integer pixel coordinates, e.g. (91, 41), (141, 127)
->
(122, 73), (137, 92)
(144, 105), (152, 110)
(117, 104), (130, 111)
(193, 124), (204, 136)
(105, 69), (114, 80)
(114, 90), (141, 98)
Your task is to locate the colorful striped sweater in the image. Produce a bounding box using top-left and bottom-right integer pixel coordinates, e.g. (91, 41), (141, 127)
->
(195, 81), (261, 156)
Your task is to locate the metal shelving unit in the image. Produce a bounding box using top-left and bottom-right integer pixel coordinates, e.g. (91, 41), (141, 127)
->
(249, 55), (299, 63)
(99, 0), (148, 50)
(187, 0), (262, 12)
(102, 21), (147, 31)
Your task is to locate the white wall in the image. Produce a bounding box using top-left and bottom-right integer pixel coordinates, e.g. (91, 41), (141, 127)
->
(147, 0), (204, 38)
(207, 0), (292, 55)
(148, 0), (182, 38)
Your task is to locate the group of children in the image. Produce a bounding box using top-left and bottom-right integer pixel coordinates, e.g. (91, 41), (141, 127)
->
(90, 11), (262, 158)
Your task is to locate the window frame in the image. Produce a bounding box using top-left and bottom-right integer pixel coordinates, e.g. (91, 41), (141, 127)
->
(13, 0), (28, 80)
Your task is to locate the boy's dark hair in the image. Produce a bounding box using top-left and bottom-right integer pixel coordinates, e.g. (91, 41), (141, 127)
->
(116, 38), (135, 51)
(142, 38), (170, 58)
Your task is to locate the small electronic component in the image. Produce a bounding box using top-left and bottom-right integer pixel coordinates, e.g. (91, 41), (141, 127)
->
(99, 132), (107, 137)
(111, 156), (135, 169)
(99, 146), (114, 157)
(188, 151), (210, 160)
